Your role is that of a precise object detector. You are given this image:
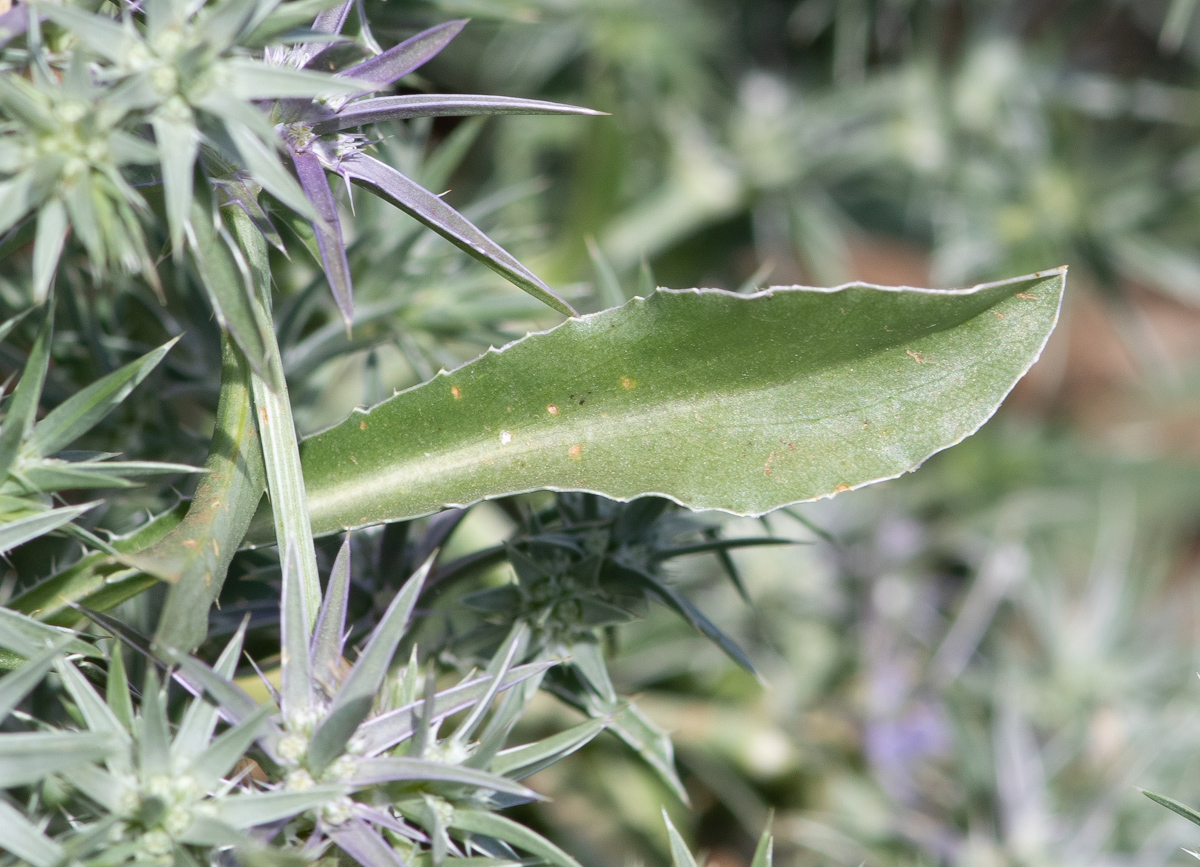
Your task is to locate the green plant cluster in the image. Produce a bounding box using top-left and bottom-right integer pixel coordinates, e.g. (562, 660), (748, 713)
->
(0, 0), (1080, 865)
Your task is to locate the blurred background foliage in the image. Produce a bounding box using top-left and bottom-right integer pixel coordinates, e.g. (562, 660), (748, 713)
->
(11, 0), (1200, 864)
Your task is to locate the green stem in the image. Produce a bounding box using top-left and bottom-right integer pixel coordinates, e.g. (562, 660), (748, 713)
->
(10, 335), (267, 654)
(227, 204), (322, 629)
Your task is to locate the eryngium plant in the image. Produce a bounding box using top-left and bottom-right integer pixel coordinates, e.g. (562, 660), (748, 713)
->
(0, 0), (1065, 864)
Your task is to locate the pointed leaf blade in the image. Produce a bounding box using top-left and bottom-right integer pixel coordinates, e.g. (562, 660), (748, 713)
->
(0, 503), (101, 554)
(340, 153), (575, 317)
(313, 94), (604, 134)
(0, 801), (64, 867)
(291, 149), (353, 325)
(27, 337), (179, 458)
(336, 19), (466, 89)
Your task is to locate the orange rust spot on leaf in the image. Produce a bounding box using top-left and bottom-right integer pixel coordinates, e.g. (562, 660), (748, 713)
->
(620, 376), (636, 389)
(835, 484), (851, 493)
(764, 451), (777, 476)
(451, 385), (462, 400)
(906, 349), (932, 364)
(992, 310), (1005, 319)
(1015, 292), (1037, 299)
(547, 404), (559, 416)
(183, 539), (199, 549)
(569, 443), (584, 460)
(259, 407), (269, 424)
(360, 420), (367, 431)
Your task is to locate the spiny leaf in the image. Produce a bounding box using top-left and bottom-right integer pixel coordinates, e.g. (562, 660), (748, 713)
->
(662, 809), (698, 867)
(312, 94), (603, 134)
(280, 543), (315, 723)
(26, 336), (180, 458)
(31, 199), (67, 303)
(750, 818), (774, 867)
(0, 639), (67, 720)
(0, 731), (117, 787)
(1144, 789), (1200, 828)
(251, 270), (1064, 542)
(449, 809), (583, 867)
(291, 148), (353, 325)
(152, 111), (201, 255)
(191, 705), (271, 791)
(490, 718), (606, 780)
(355, 661), (557, 756)
(0, 306), (52, 479)
(212, 788), (345, 828)
(336, 19), (466, 89)
(339, 152), (576, 317)
(344, 757), (541, 799)
(222, 58), (366, 100)
(328, 819), (408, 867)
(0, 608), (97, 657)
(187, 199), (274, 382)
(308, 553), (433, 772)
(0, 503), (102, 554)
(0, 800), (64, 867)
(174, 619), (249, 761)
(311, 537), (352, 694)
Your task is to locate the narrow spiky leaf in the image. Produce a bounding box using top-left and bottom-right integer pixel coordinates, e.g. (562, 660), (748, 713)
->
(187, 203), (274, 383)
(451, 624), (525, 745)
(490, 718), (605, 780)
(291, 148), (353, 325)
(0, 731), (117, 787)
(0, 640), (66, 720)
(328, 819), (408, 867)
(340, 153), (575, 316)
(313, 94), (603, 134)
(344, 757), (540, 798)
(450, 809), (583, 867)
(174, 618), (249, 761)
(308, 554), (433, 769)
(0, 307), (52, 479)
(56, 658), (130, 742)
(106, 642), (134, 730)
(212, 788), (344, 828)
(328, 552), (431, 714)
(152, 112), (200, 255)
(27, 337), (180, 458)
(0, 609), (96, 657)
(355, 662), (556, 756)
(223, 58), (366, 100)
(31, 199), (67, 303)
(0, 503), (101, 554)
(311, 537), (352, 694)
(1145, 789), (1200, 828)
(337, 19), (466, 89)
(0, 801), (64, 867)
(191, 705), (271, 791)
(662, 810), (699, 867)
(750, 819), (774, 867)
(139, 668), (172, 776)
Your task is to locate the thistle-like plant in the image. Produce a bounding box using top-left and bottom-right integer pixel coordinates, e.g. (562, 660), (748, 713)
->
(0, 306), (197, 557)
(129, 540), (602, 866)
(24, 0), (595, 339)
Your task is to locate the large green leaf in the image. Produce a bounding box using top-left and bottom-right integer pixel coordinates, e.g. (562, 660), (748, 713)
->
(249, 269), (1064, 541)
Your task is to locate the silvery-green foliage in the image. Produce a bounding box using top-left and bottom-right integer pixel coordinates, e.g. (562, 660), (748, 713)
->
(2, 0), (591, 343)
(0, 307), (198, 555)
(152, 539), (599, 867)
